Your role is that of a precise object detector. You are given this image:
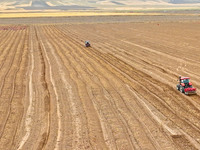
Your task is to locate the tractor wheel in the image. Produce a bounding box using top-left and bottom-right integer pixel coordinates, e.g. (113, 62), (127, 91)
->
(180, 86), (185, 93)
(176, 85), (180, 90)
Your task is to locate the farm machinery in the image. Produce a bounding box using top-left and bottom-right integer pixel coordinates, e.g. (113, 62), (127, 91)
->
(85, 41), (91, 47)
(176, 76), (196, 95)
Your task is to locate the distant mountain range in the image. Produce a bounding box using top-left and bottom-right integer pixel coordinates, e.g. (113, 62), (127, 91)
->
(1, 0), (200, 11)
(170, 0), (200, 3)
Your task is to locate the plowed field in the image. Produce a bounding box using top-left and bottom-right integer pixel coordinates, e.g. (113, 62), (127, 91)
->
(0, 21), (200, 150)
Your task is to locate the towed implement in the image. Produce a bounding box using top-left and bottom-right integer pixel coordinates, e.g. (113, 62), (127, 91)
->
(176, 76), (196, 95)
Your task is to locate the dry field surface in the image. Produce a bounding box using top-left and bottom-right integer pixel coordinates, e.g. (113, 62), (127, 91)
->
(0, 15), (200, 24)
(0, 19), (200, 150)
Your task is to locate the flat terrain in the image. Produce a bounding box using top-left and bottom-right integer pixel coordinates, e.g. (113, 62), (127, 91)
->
(0, 14), (200, 24)
(0, 17), (200, 150)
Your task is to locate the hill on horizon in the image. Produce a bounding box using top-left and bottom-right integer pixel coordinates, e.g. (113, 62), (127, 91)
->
(1, 0), (200, 11)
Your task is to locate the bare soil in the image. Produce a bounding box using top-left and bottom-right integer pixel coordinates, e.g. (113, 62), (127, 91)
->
(0, 17), (200, 149)
(0, 15), (200, 24)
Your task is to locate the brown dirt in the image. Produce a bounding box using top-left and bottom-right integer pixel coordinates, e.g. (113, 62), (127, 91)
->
(0, 15), (200, 24)
(0, 20), (200, 150)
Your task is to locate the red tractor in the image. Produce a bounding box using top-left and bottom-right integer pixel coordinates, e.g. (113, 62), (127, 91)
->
(176, 76), (196, 95)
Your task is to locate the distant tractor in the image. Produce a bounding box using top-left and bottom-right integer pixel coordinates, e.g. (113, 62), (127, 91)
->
(176, 76), (196, 95)
(85, 41), (90, 47)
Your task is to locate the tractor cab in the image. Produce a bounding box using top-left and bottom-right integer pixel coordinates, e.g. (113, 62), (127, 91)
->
(180, 77), (191, 88)
(181, 78), (190, 84)
(177, 76), (196, 95)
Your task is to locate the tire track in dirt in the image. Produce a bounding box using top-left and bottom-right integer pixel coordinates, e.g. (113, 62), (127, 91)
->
(33, 27), (51, 150)
(106, 25), (200, 78)
(61, 24), (200, 74)
(47, 27), (140, 149)
(58, 25), (200, 118)
(4, 28), (29, 150)
(54, 25), (200, 149)
(43, 26), (97, 149)
(0, 29), (28, 150)
(45, 26), (119, 149)
(126, 85), (199, 149)
(61, 26), (180, 97)
(0, 30), (17, 56)
(67, 24), (200, 116)
(0, 29), (13, 55)
(17, 26), (51, 150)
(40, 40), (62, 150)
(44, 25), (119, 149)
(129, 38), (200, 67)
(96, 23), (200, 80)
(59, 25), (200, 118)
(85, 48), (200, 149)
(44, 25), (178, 149)
(105, 41), (200, 115)
(0, 30), (21, 88)
(60, 35), (175, 150)
(17, 26), (35, 150)
(92, 41), (178, 86)
(59, 23), (200, 79)
(57, 25), (179, 86)
(0, 29), (20, 133)
(127, 24), (200, 52)
(0, 30), (25, 138)
(63, 26), (184, 149)
(1, 22), (199, 149)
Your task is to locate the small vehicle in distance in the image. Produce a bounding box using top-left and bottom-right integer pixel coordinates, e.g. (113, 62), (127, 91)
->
(176, 76), (196, 95)
(85, 41), (91, 47)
